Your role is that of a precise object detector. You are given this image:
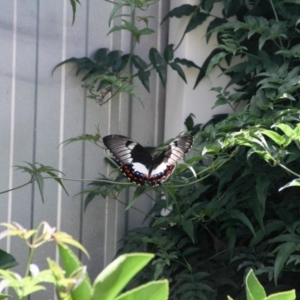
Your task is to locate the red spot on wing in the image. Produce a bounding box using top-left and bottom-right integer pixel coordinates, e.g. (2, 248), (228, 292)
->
(121, 164), (147, 185)
(149, 165), (175, 186)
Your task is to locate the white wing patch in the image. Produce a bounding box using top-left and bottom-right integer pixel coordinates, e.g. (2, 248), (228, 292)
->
(151, 162), (168, 176)
(127, 142), (137, 150)
(131, 162), (149, 175)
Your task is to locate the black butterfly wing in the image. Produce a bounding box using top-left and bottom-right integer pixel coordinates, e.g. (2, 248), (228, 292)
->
(103, 135), (153, 185)
(149, 134), (193, 186)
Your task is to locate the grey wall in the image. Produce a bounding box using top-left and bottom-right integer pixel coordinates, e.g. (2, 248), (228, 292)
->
(0, 0), (169, 298)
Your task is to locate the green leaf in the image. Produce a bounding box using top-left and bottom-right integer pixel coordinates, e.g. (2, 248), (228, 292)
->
(230, 210), (256, 237)
(260, 130), (285, 146)
(250, 221), (284, 247)
(61, 133), (100, 147)
(272, 124), (294, 138)
(161, 4), (197, 23)
(52, 57), (94, 76)
(255, 174), (269, 211)
(245, 16), (268, 39)
(268, 234), (300, 244)
(22, 284), (45, 297)
(14, 162), (67, 203)
(46, 170), (69, 196)
(279, 178), (300, 191)
(84, 191), (100, 211)
(226, 227), (236, 250)
(169, 62), (187, 83)
(0, 249), (18, 270)
(163, 44), (174, 62)
(206, 18), (227, 43)
(56, 233), (89, 258)
(94, 48), (109, 64)
(206, 52), (227, 75)
(35, 172), (45, 203)
(108, 3), (124, 26)
(201, 0), (215, 12)
(105, 50), (121, 67)
(223, 0), (242, 17)
(115, 280), (168, 300)
(113, 54), (130, 73)
(273, 243), (296, 285)
(149, 48), (162, 66)
(92, 253), (154, 300)
(265, 290), (296, 300)
(182, 219), (195, 243)
(250, 90), (270, 111)
(245, 269), (266, 300)
(185, 12), (209, 33)
(126, 186), (150, 211)
(69, 0), (80, 25)
(259, 22), (288, 50)
(58, 244), (92, 300)
(107, 25), (128, 35)
(155, 65), (167, 87)
(174, 58), (201, 69)
(132, 55), (148, 70)
(184, 114), (195, 130)
(138, 70), (151, 92)
(194, 49), (224, 88)
(0, 294), (11, 299)
(108, 20), (154, 42)
(139, 28), (155, 36)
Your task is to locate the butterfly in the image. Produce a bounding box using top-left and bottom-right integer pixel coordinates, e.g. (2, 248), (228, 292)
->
(103, 134), (193, 186)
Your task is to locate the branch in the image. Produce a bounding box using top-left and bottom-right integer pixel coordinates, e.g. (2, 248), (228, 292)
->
(0, 176), (35, 195)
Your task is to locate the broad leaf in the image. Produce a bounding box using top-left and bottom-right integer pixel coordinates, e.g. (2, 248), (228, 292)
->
(161, 4), (197, 23)
(92, 253), (154, 300)
(245, 269), (266, 300)
(115, 280), (168, 300)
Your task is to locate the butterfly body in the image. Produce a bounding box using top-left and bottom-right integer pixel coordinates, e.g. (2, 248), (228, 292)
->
(103, 134), (193, 186)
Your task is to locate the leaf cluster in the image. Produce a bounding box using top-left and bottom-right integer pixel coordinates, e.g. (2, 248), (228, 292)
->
(53, 44), (193, 107)
(0, 222), (168, 300)
(78, 0), (300, 299)
(229, 269), (295, 300)
(54, 0), (300, 299)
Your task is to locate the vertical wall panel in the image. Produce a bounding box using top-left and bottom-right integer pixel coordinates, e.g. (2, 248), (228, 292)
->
(0, 0), (170, 298)
(164, 0), (232, 140)
(0, 0), (14, 253)
(80, 0), (114, 279)
(8, 0), (38, 277)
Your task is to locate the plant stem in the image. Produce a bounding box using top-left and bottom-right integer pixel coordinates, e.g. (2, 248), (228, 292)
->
(21, 223), (44, 299)
(23, 223), (43, 277)
(0, 176), (34, 195)
(173, 2), (202, 52)
(278, 163), (300, 178)
(269, 0), (279, 21)
(112, 195), (158, 219)
(269, 0), (284, 48)
(163, 184), (182, 224)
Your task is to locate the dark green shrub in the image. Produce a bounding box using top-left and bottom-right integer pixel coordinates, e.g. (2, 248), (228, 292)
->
(66, 0), (300, 299)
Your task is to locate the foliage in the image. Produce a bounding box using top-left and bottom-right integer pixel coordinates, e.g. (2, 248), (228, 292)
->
(54, 0), (190, 106)
(1, 0), (297, 299)
(228, 269), (295, 300)
(0, 222), (168, 300)
(69, 0), (81, 25)
(69, 0), (300, 299)
(14, 162), (68, 202)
